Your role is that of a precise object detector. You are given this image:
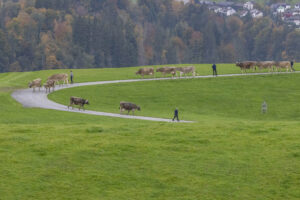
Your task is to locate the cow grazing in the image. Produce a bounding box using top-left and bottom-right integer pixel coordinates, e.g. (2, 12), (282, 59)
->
(156, 67), (177, 77)
(275, 61), (293, 72)
(28, 78), (42, 92)
(68, 96), (89, 111)
(176, 66), (196, 77)
(48, 73), (69, 86)
(257, 61), (276, 72)
(119, 101), (141, 115)
(236, 61), (257, 73)
(44, 79), (55, 93)
(136, 67), (154, 78)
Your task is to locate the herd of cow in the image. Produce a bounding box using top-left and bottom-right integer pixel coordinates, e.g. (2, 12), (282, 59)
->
(235, 61), (294, 73)
(28, 73), (69, 93)
(136, 66), (196, 78)
(27, 62), (296, 114)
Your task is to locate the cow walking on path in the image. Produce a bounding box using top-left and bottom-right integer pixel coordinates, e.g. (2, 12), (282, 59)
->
(156, 67), (177, 78)
(48, 73), (69, 86)
(275, 61), (293, 72)
(136, 68), (154, 78)
(236, 61), (257, 73)
(28, 78), (42, 92)
(120, 102), (141, 115)
(68, 96), (89, 111)
(44, 79), (55, 93)
(176, 66), (196, 77)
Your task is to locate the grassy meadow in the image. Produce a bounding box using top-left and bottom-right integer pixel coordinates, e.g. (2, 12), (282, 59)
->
(1, 63), (300, 199)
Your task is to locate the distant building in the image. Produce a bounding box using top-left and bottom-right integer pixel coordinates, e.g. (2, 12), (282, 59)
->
(295, 3), (300, 10)
(243, 1), (254, 10)
(277, 6), (285, 13)
(240, 10), (249, 17)
(251, 9), (263, 18)
(225, 7), (236, 16)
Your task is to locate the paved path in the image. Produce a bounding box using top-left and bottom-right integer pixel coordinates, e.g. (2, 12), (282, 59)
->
(11, 71), (299, 123)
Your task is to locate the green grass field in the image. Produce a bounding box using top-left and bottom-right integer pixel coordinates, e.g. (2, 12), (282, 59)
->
(1, 64), (300, 199)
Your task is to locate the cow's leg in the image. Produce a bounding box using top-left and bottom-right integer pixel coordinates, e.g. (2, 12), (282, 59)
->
(127, 110), (130, 115)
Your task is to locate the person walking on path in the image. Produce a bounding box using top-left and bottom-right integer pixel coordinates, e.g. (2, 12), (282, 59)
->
(172, 108), (179, 121)
(290, 60), (295, 72)
(212, 63), (217, 76)
(261, 101), (267, 114)
(70, 70), (74, 84)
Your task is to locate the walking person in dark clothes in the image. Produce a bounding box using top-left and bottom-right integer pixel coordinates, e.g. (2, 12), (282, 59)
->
(172, 108), (179, 121)
(212, 63), (217, 76)
(70, 70), (74, 84)
(290, 60), (295, 72)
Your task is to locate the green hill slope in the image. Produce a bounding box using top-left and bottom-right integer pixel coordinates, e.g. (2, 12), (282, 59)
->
(1, 64), (300, 199)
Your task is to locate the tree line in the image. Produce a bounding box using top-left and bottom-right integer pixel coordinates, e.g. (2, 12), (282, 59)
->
(0, 0), (299, 72)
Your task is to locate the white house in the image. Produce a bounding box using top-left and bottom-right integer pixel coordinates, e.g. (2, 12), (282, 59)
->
(295, 3), (300, 10)
(243, 1), (254, 10)
(226, 7), (236, 16)
(240, 10), (249, 17)
(251, 9), (263, 18)
(277, 6), (285, 13)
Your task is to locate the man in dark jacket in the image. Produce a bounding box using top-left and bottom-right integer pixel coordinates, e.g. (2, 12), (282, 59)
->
(212, 63), (217, 76)
(290, 61), (295, 72)
(70, 71), (74, 84)
(172, 108), (179, 121)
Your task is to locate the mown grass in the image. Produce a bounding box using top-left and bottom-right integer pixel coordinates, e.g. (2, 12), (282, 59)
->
(50, 73), (300, 122)
(0, 64), (300, 199)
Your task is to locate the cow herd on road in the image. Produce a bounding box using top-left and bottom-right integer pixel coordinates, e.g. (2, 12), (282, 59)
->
(136, 66), (196, 78)
(235, 61), (294, 73)
(27, 62), (296, 114)
(28, 73), (68, 93)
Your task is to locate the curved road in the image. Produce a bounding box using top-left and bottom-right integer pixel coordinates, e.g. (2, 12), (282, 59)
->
(11, 71), (299, 123)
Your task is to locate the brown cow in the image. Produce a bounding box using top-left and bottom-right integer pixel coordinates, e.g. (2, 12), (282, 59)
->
(28, 78), (42, 92)
(156, 67), (176, 77)
(275, 61), (293, 72)
(119, 101), (141, 115)
(176, 66), (196, 77)
(136, 67), (154, 78)
(44, 79), (55, 93)
(257, 61), (276, 72)
(48, 73), (69, 86)
(236, 61), (257, 73)
(68, 96), (89, 111)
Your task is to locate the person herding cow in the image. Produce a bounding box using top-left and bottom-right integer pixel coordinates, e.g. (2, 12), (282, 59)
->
(68, 96), (89, 111)
(172, 108), (179, 121)
(212, 63), (217, 76)
(119, 101), (141, 115)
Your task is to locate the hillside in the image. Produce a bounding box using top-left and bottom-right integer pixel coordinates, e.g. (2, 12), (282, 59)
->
(0, 0), (299, 73)
(1, 65), (300, 199)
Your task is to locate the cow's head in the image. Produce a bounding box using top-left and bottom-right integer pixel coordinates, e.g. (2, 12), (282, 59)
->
(135, 70), (141, 75)
(137, 106), (141, 111)
(156, 68), (162, 72)
(85, 100), (89, 105)
(28, 82), (32, 88)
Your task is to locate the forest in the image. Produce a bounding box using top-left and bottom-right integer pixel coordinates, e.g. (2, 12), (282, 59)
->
(0, 0), (299, 72)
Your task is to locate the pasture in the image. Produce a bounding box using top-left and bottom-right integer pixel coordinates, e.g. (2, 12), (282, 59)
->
(1, 63), (300, 199)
